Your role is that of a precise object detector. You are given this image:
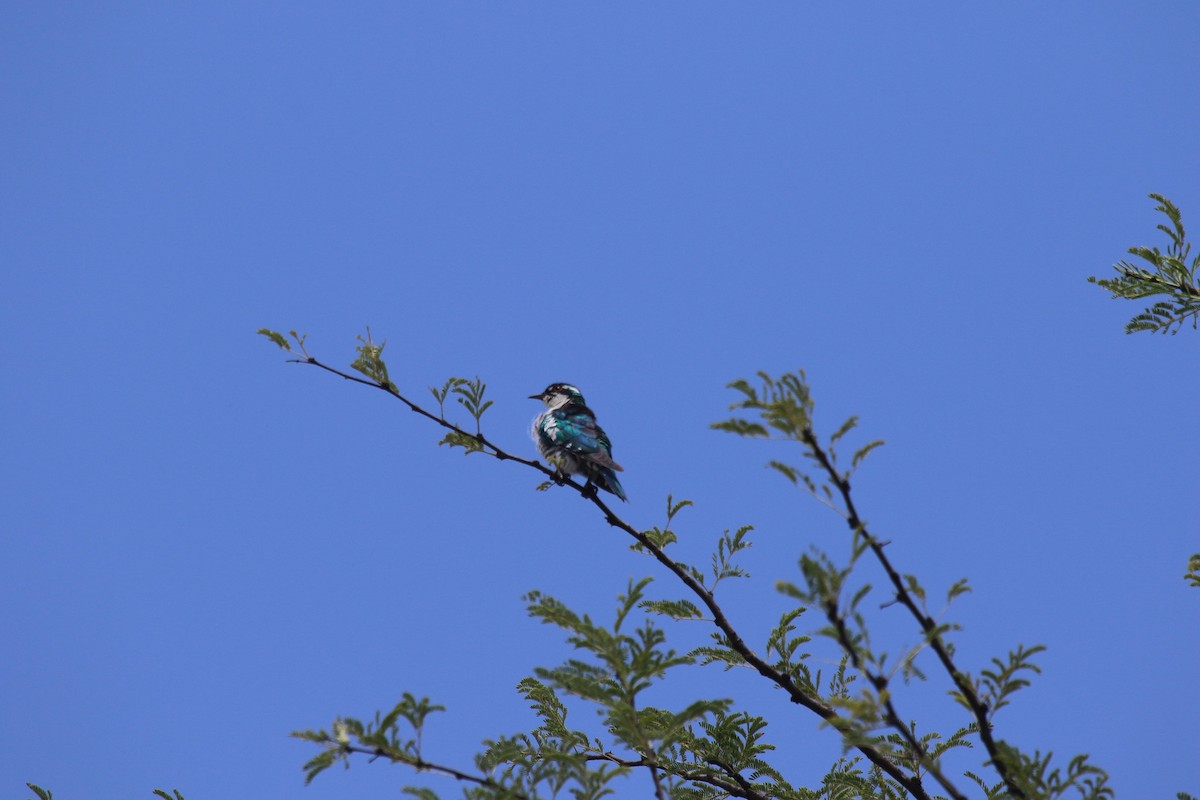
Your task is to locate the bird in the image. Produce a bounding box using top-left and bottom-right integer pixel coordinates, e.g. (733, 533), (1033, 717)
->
(529, 383), (627, 501)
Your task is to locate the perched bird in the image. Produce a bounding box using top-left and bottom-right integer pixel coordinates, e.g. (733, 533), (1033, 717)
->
(529, 383), (627, 501)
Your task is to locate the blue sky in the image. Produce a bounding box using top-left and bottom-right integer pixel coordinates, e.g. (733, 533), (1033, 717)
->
(2, 4), (1197, 799)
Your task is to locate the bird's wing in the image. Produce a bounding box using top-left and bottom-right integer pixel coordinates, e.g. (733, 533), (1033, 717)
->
(552, 408), (624, 471)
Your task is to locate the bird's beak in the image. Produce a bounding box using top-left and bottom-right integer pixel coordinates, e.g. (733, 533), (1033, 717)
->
(527, 393), (543, 400)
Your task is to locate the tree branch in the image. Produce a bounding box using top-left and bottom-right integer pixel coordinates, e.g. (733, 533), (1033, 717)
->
(285, 354), (936, 800)
(587, 753), (770, 800)
(801, 426), (1024, 800)
(822, 587), (964, 797)
(338, 742), (533, 800)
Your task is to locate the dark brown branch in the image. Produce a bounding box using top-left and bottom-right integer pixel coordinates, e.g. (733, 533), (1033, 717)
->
(588, 753), (769, 800)
(822, 590), (962, 797)
(802, 427), (1025, 800)
(1110, 264), (1200, 296)
(289, 356), (557, 478)
(337, 743), (532, 800)
(288, 356), (935, 800)
(704, 755), (777, 800)
(580, 491), (932, 800)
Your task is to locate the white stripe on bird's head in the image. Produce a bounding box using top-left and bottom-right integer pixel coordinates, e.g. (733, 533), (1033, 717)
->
(533, 383), (585, 410)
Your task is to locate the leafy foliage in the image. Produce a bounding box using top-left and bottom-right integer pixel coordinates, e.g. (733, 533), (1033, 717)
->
(293, 694), (449, 785)
(25, 787), (186, 800)
(258, 336), (1144, 799)
(430, 377), (468, 419)
(350, 328), (395, 389)
(1089, 194), (1200, 334)
(968, 644), (1046, 721)
(257, 327), (306, 353)
(1185, 554), (1200, 590)
(33, 191), (1197, 798)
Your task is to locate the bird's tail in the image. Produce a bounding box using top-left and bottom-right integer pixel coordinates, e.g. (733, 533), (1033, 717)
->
(597, 467), (628, 502)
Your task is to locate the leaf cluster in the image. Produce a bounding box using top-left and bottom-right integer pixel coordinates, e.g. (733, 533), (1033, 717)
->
(259, 339), (1131, 799)
(1089, 193), (1200, 334)
(292, 693), (448, 784)
(982, 747), (1113, 800)
(960, 644), (1045, 722)
(294, 575), (805, 799)
(1185, 553), (1200, 590)
(432, 377), (494, 451)
(710, 370), (1118, 800)
(711, 371), (883, 517)
(25, 786), (186, 800)
(350, 328), (395, 388)
(256, 327), (308, 355)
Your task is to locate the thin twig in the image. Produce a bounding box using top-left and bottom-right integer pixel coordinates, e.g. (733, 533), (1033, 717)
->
(338, 743), (532, 800)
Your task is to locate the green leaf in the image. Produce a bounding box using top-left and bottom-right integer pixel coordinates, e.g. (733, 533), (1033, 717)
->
(768, 459), (802, 485)
(350, 329), (392, 385)
(401, 788), (440, 800)
(450, 377), (492, 432)
(25, 785), (53, 800)
(665, 494), (693, 522)
(978, 643), (1047, 719)
(725, 378), (759, 404)
(637, 527), (678, 550)
(1090, 194), (1200, 334)
(848, 582), (872, 612)
(430, 377), (467, 418)
(386, 693), (445, 732)
(851, 439), (885, 469)
(830, 415), (859, 443)
(300, 747), (344, 785)
(1185, 553), (1200, 589)
(691, 644), (748, 669)
(640, 598), (704, 620)
(438, 431), (485, 453)
(775, 579), (805, 601)
(903, 573), (926, 604)
(256, 328), (291, 351)
(710, 418), (770, 437)
(517, 677), (575, 739)
(948, 577), (972, 601)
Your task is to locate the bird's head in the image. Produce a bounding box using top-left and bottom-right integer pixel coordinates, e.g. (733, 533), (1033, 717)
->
(529, 383), (585, 410)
